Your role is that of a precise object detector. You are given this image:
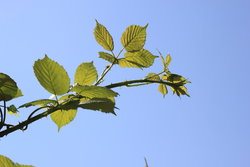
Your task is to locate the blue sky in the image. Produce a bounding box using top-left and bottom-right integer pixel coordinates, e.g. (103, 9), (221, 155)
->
(0, 0), (250, 167)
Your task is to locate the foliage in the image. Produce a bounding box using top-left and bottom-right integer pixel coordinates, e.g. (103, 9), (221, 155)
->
(0, 21), (190, 166)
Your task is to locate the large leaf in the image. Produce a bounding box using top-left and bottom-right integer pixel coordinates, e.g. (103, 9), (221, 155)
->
(0, 155), (34, 167)
(33, 55), (70, 95)
(94, 20), (114, 51)
(0, 73), (18, 101)
(74, 62), (98, 85)
(50, 95), (78, 131)
(98, 52), (117, 64)
(117, 58), (142, 68)
(158, 84), (168, 97)
(79, 98), (116, 114)
(72, 85), (118, 98)
(121, 24), (148, 52)
(124, 49), (157, 68)
(19, 99), (57, 108)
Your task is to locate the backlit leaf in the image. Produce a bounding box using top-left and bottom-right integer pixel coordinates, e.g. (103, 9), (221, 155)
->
(98, 52), (117, 64)
(0, 155), (34, 167)
(158, 84), (168, 97)
(146, 73), (160, 81)
(79, 98), (116, 114)
(19, 99), (56, 108)
(94, 20), (114, 51)
(13, 89), (23, 99)
(0, 73), (18, 101)
(117, 58), (142, 68)
(162, 73), (190, 84)
(165, 54), (172, 66)
(124, 49), (157, 68)
(121, 24), (148, 52)
(72, 85), (118, 98)
(170, 86), (190, 97)
(33, 55), (70, 95)
(50, 95), (78, 131)
(74, 62), (98, 85)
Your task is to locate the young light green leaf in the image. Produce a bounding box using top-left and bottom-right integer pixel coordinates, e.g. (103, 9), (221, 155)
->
(0, 73), (18, 101)
(117, 58), (142, 68)
(33, 55), (70, 95)
(50, 95), (78, 131)
(7, 105), (19, 116)
(72, 85), (118, 99)
(98, 52), (117, 64)
(146, 73), (160, 81)
(94, 20), (114, 51)
(165, 54), (172, 67)
(158, 51), (166, 70)
(19, 99), (57, 108)
(124, 49), (157, 68)
(158, 84), (168, 97)
(121, 24), (148, 52)
(74, 62), (98, 85)
(0, 155), (34, 167)
(79, 98), (116, 114)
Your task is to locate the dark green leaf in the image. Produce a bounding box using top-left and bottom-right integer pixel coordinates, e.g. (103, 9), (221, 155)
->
(74, 62), (98, 85)
(121, 24), (148, 52)
(0, 73), (18, 101)
(98, 52), (117, 64)
(7, 105), (19, 116)
(33, 55), (70, 95)
(170, 86), (190, 97)
(94, 20), (114, 51)
(162, 73), (191, 84)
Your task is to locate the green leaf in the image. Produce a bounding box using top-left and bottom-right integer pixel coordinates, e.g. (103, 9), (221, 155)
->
(94, 20), (114, 51)
(0, 155), (34, 167)
(170, 86), (190, 97)
(13, 89), (23, 99)
(121, 24), (148, 52)
(72, 85), (118, 99)
(50, 95), (78, 131)
(158, 51), (166, 70)
(98, 52), (117, 64)
(117, 58), (142, 68)
(79, 98), (116, 114)
(0, 73), (18, 101)
(33, 55), (70, 95)
(158, 84), (168, 97)
(19, 99), (57, 108)
(162, 73), (190, 84)
(146, 73), (160, 81)
(7, 105), (19, 116)
(165, 54), (172, 67)
(74, 62), (98, 85)
(124, 49), (157, 68)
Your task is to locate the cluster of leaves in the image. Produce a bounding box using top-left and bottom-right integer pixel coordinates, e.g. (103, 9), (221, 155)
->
(0, 20), (190, 136)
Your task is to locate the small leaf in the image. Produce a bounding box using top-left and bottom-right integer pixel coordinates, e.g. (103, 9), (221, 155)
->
(165, 54), (172, 67)
(0, 73), (18, 101)
(158, 84), (168, 97)
(117, 58), (142, 68)
(121, 24), (148, 52)
(72, 85), (118, 99)
(0, 155), (34, 167)
(98, 52), (117, 64)
(170, 86), (190, 97)
(33, 55), (70, 95)
(162, 73), (190, 84)
(124, 49), (157, 68)
(74, 62), (98, 85)
(79, 98), (116, 114)
(7, 105), (19, 116)
(19, 99), (57, 108)
(94, 20), (114, 51)
(146, 73), (160, 81)
(50, 95), (78, 131)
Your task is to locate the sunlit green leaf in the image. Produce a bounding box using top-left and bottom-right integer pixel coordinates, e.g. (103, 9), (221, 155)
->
(0, 73), (18, 101)
(72, 85), (118, 99)
(7, 105), (19, 116)
(117, 58), (142, 68)
(13, 89), (23, 99)
(170, 86), (190, 97)
(33, 55), (70, 95)
(19, 99), (56, 108)
(124, 49), (157, 68)
(162, 73), (190, 84)
(50, 95), (78, 131)
(121, 24), (148, 52)
(98, 52), (117, 64)
(158, 51), (166, 70)
(158, 84), (168, 97)
(0, 155), (34, 167)
(146, 73), (160, 81)
(165, 54), (172, 67)
(79, 98), (116, 114)
(74, 62), (98, 85)
(94, 20), (114, 51)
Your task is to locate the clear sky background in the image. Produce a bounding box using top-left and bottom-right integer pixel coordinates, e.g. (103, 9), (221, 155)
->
(0, 0), (250, 167)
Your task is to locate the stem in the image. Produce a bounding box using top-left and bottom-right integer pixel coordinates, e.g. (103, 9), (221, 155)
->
(3, 101), (6, 125)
